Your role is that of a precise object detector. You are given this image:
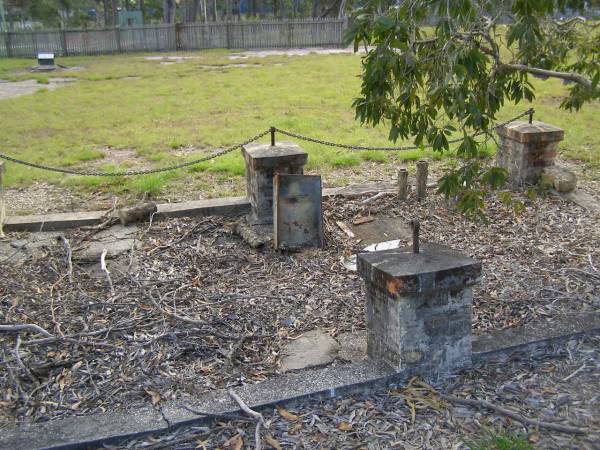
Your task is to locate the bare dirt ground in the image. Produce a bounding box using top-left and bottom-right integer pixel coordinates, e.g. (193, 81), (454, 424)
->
(1, 187), (598, 430)
(117, 336), (600, 449)
(0, 78), (77, 100)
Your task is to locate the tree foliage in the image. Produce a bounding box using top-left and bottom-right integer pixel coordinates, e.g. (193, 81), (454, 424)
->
(347, 0), (599, 217)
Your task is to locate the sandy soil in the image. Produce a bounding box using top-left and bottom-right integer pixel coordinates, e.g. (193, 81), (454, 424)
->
(0, 78), (77, 100)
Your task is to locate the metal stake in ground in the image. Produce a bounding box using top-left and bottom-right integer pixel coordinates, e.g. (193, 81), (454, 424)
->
(416, 160), (428, 201)
(397, 167), (408, 201)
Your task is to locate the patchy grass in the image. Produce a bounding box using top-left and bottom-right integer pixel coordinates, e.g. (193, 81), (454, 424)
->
(467, 431), (534, 450)
(0, 50), (598, 198)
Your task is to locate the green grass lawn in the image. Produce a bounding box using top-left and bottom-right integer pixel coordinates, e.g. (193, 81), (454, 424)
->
(0, 50), (598, 198)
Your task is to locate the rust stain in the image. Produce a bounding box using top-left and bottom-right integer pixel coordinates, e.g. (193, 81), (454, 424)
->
(386, 278), (404, 295)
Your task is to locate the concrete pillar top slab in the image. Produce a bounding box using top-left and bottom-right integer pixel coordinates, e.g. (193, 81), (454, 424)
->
(495, 120), (564, 144)
(357, 243), (482, 295)
(242, 142), (308, 169)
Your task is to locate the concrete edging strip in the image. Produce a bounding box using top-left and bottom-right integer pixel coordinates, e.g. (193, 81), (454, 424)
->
(3, 183), (397, 233)
(3, 313), (600, 450)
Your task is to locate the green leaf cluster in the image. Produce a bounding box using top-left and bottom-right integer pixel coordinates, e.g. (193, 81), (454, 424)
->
(347, 0), (599, 216)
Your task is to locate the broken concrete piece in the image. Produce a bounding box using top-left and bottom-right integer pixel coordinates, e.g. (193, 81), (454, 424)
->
(540, 166), (577, 193)
(118, 202), (157, 225)
(280, 329), (339, 372)
(350, 217), (411, 247)
(233, 219), (269, 248)
(74, 225), (138, 262)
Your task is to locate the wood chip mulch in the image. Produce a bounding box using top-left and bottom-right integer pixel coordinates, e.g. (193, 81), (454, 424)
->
(0, 187), (598, 427)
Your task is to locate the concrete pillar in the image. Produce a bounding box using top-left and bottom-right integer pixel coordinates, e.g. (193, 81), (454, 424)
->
(357, 244), (481, 378)
(496, 121), (564, 186)
(242, 142), (307, 225)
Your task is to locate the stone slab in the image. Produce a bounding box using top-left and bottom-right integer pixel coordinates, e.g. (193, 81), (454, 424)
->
(350, 217), (412, 246)
(4, 184), (394, 233)
(557, 189), (600, 213)
(4, 210), (106, 232)
(274, 174), (323, 249)
(2, 313), (600, 450)
(280, 329), (340, 372)
(357, 243), (482, 295)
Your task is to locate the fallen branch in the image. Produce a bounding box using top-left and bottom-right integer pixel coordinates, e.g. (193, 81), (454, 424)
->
(439, 393), (591, 435)
(149, 291), (205, 326)
(361, 191), (388, 205)
(178, 404), (253, 422)
(229, 389), (264, 450)
(13, 334), (39, 387)
(100, 249), (115, 296)
(336, 221), (355, 238)
(58, 236), (73, 283)
(0, 324), (53, 337)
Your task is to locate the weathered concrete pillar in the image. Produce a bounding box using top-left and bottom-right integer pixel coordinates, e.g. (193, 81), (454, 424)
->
(242, 142), (307, 225)
(357, 244), (481, 378)
(496, 121), (564, 186)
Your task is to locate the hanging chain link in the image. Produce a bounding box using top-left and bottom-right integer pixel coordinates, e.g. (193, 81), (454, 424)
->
(274, 109), (535, 151)
(0, 130), (271, 177)
(0, 109), (533, 176)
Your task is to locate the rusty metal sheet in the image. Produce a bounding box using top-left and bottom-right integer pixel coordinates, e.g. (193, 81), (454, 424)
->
(274, 174), (323, 249)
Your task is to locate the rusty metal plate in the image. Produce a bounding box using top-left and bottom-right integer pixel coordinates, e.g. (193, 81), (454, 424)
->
(274, 174), (323, 249)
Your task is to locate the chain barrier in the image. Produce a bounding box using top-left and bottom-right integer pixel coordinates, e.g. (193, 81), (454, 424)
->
(0, 130), (271, 177)
(0, 109), (533, 177)
(274, 109), (535, 151)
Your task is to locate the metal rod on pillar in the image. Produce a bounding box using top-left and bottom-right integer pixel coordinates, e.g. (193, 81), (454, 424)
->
(270, 127), (276, 147)
(409, 219), (420, 254)
(528, 108), (534, 124)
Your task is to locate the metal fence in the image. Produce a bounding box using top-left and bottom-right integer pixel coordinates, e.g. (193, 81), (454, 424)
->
(0, 19), (347, 58)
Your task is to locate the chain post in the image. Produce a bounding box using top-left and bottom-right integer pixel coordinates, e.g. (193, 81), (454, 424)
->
(528, 109), (534, 124)
(270, 127), (276, 147)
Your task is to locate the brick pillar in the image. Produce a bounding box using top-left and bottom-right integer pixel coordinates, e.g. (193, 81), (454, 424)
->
(242, 142), (307, 225)
(496, 121), (564, 186)
(357, 244), (481, 378)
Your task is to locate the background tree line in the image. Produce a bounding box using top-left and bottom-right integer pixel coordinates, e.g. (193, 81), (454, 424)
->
(1, 0), (357, 30)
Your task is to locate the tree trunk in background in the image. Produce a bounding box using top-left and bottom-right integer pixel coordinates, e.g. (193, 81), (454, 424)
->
(139, 0), (145, 22)
(311, 0), (318, 18)
(213, 0), (218, 21)
(236, 0), (241, 21)
(225, 0), (231, 21)
(111, 0), (118, 26)
(338, 0), (346, 18)
(163, 0), (176, 23)
(273, 0), (279, 18)
(103, 0), (111, 26)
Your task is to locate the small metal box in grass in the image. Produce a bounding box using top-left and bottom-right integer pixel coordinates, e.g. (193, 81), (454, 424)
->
(37, 53), (55, 66)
